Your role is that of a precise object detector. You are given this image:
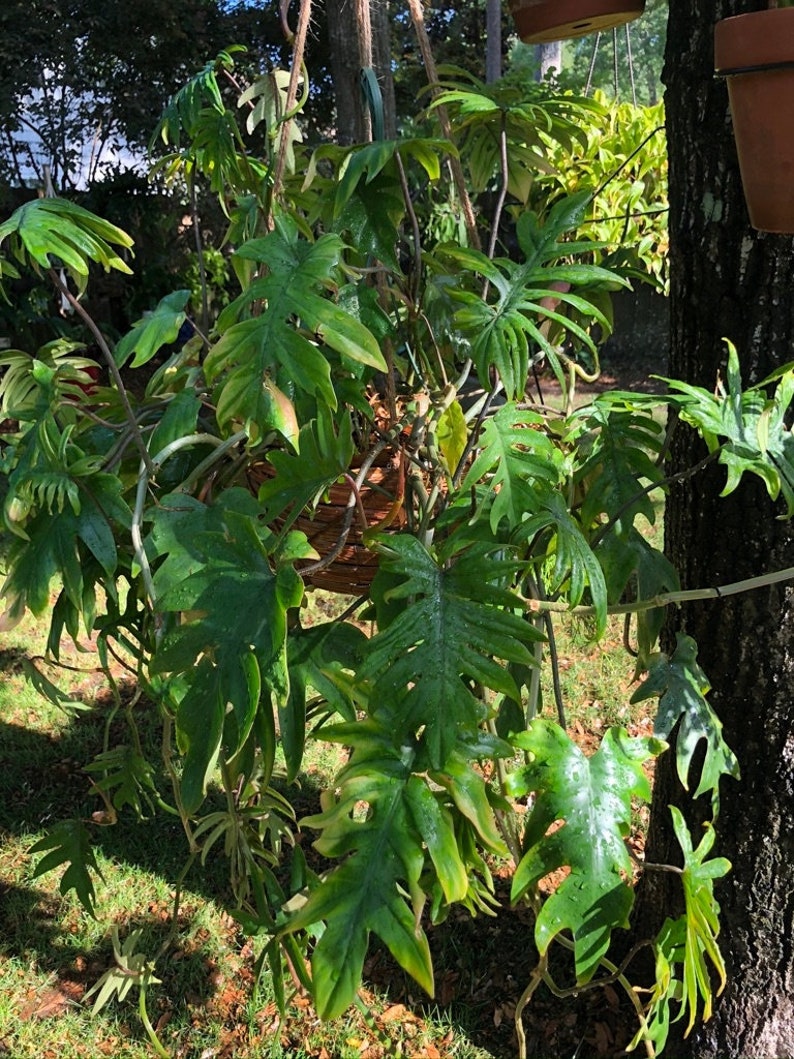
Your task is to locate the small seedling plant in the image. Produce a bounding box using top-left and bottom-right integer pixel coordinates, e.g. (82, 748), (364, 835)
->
(1, 21), (793, 1059)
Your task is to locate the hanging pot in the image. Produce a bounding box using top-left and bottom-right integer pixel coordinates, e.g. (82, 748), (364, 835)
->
(715, 7), (794, 233)
(508, 0), (645, 45)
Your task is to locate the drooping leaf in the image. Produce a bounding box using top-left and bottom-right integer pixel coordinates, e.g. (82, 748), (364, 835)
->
(572, 397), (666, 530)
(515, 491), (608, 636)
(84, 928), (159, 1015)
(0, 198), (133, 290)
(632, 808), (730, 1053)
(508, 720), (665, 982)
(149, 496), (303, 813)
(596, 525), (679, 670)
(0, 475), (124, 623)
(254, 410), (356, 527)
(283, 723), (433, 1019)
(631, 633), (739, 812)
(84, 745), (157, 817)
(283, 619), (367, 780)
(205, 218), (385, 434)
(462, 404), (563, 533)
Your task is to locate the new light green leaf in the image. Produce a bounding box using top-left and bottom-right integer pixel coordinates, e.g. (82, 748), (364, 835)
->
(508, 720), (665, 982)
(664, 344), (794, 515)
(0, 198), (133, 287)
(633, 808), (730, 1053)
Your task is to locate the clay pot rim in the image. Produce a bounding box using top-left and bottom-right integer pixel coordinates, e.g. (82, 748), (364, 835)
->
(508, 0), (644, 45)
(715, 7), (794, 75)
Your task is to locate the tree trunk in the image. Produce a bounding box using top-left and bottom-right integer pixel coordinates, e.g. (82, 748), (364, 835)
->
(324, 0), (396, 144)
(637, 1), (794, 1055)
(485, 0), (502, 83)
(535, 41), (562, 81)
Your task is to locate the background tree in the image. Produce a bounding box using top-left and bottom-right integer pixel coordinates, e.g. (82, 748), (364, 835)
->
(324, 0), (397, 143)
(0, 0), (243, 190)
(639, 0), (794, 1055)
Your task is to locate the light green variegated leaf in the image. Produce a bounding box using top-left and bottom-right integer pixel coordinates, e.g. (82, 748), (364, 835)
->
(508, 720), (665, 982)
(633, 808), (730, 1053)
(664, 344), (794, 515)
(0, 198), (133, 288)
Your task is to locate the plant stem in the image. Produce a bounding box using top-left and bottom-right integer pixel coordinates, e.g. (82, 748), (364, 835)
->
(268, 0), (312, 227)
(524, 564), (794, 617)
(139, 979), (170, 1059)
(48, 269), (155, 476)
(515, 953), (548, 1059)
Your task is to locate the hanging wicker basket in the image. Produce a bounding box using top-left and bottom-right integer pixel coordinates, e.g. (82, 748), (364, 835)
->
(248, 450), (405, 595)
(508, 0), (645, 44)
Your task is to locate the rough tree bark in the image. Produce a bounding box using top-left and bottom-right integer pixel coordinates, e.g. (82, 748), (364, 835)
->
(637, 1), (794, 1056)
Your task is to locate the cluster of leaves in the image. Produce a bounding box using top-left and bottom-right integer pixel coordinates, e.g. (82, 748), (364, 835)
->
(0, 47), (788, 1059)
(533, 90), (669, 290)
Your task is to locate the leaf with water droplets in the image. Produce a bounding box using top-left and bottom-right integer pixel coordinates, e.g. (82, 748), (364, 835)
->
(508, 719), (666, 982)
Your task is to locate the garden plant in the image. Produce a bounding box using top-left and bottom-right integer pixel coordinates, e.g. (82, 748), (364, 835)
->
(1, 13), (794, 1058)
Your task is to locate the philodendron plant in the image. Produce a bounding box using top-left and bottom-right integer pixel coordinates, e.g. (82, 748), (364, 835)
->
(1, 37), (793, 1059)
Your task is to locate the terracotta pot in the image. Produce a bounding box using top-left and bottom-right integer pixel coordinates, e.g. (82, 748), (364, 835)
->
(508, 0), (644, 44)
(715, 8), (794, 233)
(248, 452), (405, 595)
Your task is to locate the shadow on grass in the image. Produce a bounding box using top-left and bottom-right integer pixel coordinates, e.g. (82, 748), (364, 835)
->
(0, 692), (638, 1058)
(0, 875), (230, 1053)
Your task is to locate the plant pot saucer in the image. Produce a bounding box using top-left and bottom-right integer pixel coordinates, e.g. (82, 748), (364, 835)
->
(509, 0), (645, 44)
